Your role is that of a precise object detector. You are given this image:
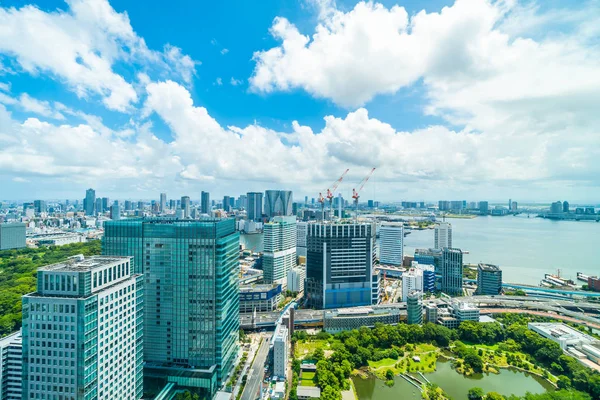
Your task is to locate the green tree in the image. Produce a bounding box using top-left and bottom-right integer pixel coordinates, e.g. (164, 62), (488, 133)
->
(485, 392), (505, 400)
(385, 369), (394, 381)
(557, 375), (572, 389)
(321, 386), (341, 400)
(468, 387), (485, 400)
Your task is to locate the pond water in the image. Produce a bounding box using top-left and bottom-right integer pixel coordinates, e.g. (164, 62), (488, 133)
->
(352, 359), (554, 400)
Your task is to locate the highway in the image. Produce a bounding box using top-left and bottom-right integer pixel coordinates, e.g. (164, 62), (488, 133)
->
(240, 334), (271, 400)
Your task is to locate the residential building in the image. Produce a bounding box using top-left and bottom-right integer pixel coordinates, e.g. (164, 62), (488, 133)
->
(263, 216), (297, 287)
(84, 188), (96, 215)
(407, 291), (423, 325)
(264, 190), (293, 218)
(0, 330), (22, 400)
(0, 223), (26, 250)
(401, 268), (423, 302)
(22, 256), (144, 399)
(247, 192), (263, 222)
(434, 222), (452, 249)
(323, 307), (401, 333)
(476, 264), (502, 295)
(296, 221), (308, 257)
(201, 191), (210, 214)
(305, 223), (376, 309)
(239, 283), (282, 313)
(102, 218), (239, 397)
(441, 248), (463, 296)
(181, 196), (191, 218)
(379, 224), (403, 266)
(160, 193), (167, 212)
(273, 325), (289, 379)
(287, 266), (306, 293)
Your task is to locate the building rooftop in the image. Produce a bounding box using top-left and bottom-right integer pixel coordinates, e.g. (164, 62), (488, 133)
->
(529, 323), (597, 343)
(38, 255), (131, 273)
(478, 263), (500, 272)
(239, 283), (281, 293)
(296, 386), (321, 397)
(0, 330), (21, 347)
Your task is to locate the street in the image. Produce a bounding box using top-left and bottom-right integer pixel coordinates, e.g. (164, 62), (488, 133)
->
(240, 333), (272, 400)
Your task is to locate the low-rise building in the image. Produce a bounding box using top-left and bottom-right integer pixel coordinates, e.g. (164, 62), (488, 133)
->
(323, 306), (401, 333)
(239, 283), (282, 313)
(297, 386), (321, 400)
(528, 323), (597, 350)
(29, 232), (85, 246)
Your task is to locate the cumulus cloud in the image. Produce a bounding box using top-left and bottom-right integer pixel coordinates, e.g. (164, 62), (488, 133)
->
(0, 0), (197, 112)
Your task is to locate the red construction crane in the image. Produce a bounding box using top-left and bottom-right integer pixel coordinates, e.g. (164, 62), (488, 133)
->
(352, 168), (376, 221)
(318, 169), (349, 219)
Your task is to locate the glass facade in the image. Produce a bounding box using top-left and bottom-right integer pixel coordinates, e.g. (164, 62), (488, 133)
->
(102, 218), (239, 397)
(0, 223), (26, 251)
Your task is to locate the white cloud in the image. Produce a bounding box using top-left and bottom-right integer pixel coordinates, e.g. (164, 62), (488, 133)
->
(18, 94), (65, 120)
(0, 82), (10, 92)
(0, 0), (197, 112)
(215, 77), (223, 86)
(221, 48), (229, 55)
(230, 77), (243, 86)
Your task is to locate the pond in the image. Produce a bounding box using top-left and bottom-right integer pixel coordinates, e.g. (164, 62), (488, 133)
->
(352, 359), (554, 400)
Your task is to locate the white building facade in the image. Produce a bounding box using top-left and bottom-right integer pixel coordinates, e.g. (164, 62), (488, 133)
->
(263, 216), (297, 287)
(0, 330), (22, 400)
(401, 268), (423, 302)
(379, 224), (404, 266)
(273, 325), (289, 379)
(434, 222), (452, 249)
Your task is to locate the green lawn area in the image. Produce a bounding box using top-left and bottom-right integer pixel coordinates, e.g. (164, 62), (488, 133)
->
(370, 343), (440, 378)
(300, 371), (316, 387)
(295, 340), (330, 359)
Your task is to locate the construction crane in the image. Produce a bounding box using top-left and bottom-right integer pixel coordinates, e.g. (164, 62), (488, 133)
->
(352, 168), (376, 222)
(318, 169), (349, 220)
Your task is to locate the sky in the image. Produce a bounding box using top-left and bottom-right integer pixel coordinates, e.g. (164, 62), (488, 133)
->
(0, 0), (599, 203)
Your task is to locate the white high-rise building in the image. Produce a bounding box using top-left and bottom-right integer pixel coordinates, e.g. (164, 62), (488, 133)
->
(287, 266), (306, 293)
(22, 256), (144, 400)
(264, 216), (297, 287)
(434, 222), (452, 249)
(379, 224), (404, 266)
(0, 330), (22, 400)
(296, 221), (308, 257)
(402, 268), (423, 302)
(273, 324), (289, 379)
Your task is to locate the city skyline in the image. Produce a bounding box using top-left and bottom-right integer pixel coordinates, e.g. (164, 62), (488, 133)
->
(0, 0), (598, 202)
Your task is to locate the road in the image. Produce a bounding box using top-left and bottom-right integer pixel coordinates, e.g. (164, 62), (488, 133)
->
(240, 334), (271, 400)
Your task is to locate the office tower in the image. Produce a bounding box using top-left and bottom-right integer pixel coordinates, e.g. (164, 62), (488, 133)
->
(434, 222), (452, 250)
(264, 190), (293, 218)
(438, 200), (450, 211)
(238, 194), (247, 211)
(93, 198), (101, 215)
(110, 204), (121, 220)
(22, 256), (143, 399)
(263, 216), (297, 287)
(479, 201), (489, 215)
(0, 223), (26, 250)
(223, 196), (231, 212)
(169, 199), (176, 210)
(296, 221), (308, 257)
(401, 268), (423, 302)
(304, 196), (308, 206)
(273, 325), (289, 379)
(84, 188), (96, 215)
(136, 201), (143, 211)
(367, 199), (374, 208)
(102, 197), (109, 213)
(160, 193), (167, 212)
(406, 291), (423, 325)
(550, 201), (563, 213)
(0, 330), (22, 400)
(306, 223), (376, 309)
(337, 193), (342, 218)
(311, 198), (315, 206)
(379, 224), (403, 266)
(125, 200), (132, 211)
(102, 219), (239, 397)
(441, 248), (463, 296)
(33, 200), (47, 214)
(181, 196), (191, 218)
(151, 200), (158, 213)
(247, 192), (263, 222)
(563, 201), (570, 213)
(201, 191), (210, 214)
(476, 264), (502, 295)
(511, 201), (518, 212)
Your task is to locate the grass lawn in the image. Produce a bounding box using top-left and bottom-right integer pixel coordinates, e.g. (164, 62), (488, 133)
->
(300, 371), (316, 387)
(371, 344), (440, 379)
(295, 340), (330, 359)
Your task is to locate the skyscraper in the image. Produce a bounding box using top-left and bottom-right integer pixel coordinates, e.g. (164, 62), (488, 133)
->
(110, 203), (121, 220)
(441, 248), (463, 296)
(223, 195), (231, 212)
(563, 201), (570, 213)
(102, 197), (109, 213)
(434, 222), (452, 249)
(181, 196), (191, 218)
(306, 223), (376, 309)
(476, 264), (502, 295)
(84, 188), (95, 215)
(379, 224), (403, 266)
(479, 201), (489, 215)
(263, 216), (297, 286)
(102, 219), (239, 397)
(407, 291), (423, 325)
(201, 191), (210, 214)
(0, 330), (22, 400)
(33, 200), (47, 214)
(95, 197), (103, 215)
(22, 256), (144, 399)
(247, 192), (263, 222)
(160, 192), (167, 212)
(264, 190), (293, 218)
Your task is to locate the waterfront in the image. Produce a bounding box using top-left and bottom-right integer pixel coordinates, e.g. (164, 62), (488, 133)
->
(352, 359), (553, 400)
(241, 215), (600, 285)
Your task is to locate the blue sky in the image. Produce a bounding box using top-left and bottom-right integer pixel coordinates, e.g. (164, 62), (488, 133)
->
(0, 0), (599, 202)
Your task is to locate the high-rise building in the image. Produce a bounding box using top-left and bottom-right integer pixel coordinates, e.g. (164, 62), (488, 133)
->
(263, 216), (297, 287)
(201, 191), (210, 214)
(33, 200), (47, 214)
(84, 188), (96, 215)
(160, 193), (167, 212)
(102, 197), (110, 213)
(306, 223), (376, 309)
(22, 256), (144, 399)
(0, 330), (22, 400)
(287, 266), (306, 293)
(414, 248), (443, 273)
(223, 196), (231, 212)
(181, 196), (191, 218)
(401, 268), (422, 302)
(124, 200), (132, 211)
(247, 192), (263, 222)
(441, 248), (463, 296)
(379, 224), (403, 266)
(479, 201), (489, 215)
(110, 203), (121, 220)
(551, 201), (563, 214)
(95, 198), (103, 216)
(238, 195), (247, 210)
(407, 291), (423, 325)
(0, 223), (26, 251)
(102, 219), (239, 397)
(476, 264), (502, 295)
(264, 190), (293, 218)
(434, 222), (452, 250)
(563, 201), (570, 213)
(511, 201), (518, 212)
(296, 221), (308, 257)
(273, 324), (289, 379)
(438, 200), (450, 211)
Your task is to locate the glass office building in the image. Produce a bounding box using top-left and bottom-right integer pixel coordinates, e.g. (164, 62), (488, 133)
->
(102, 218), (239, 397)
